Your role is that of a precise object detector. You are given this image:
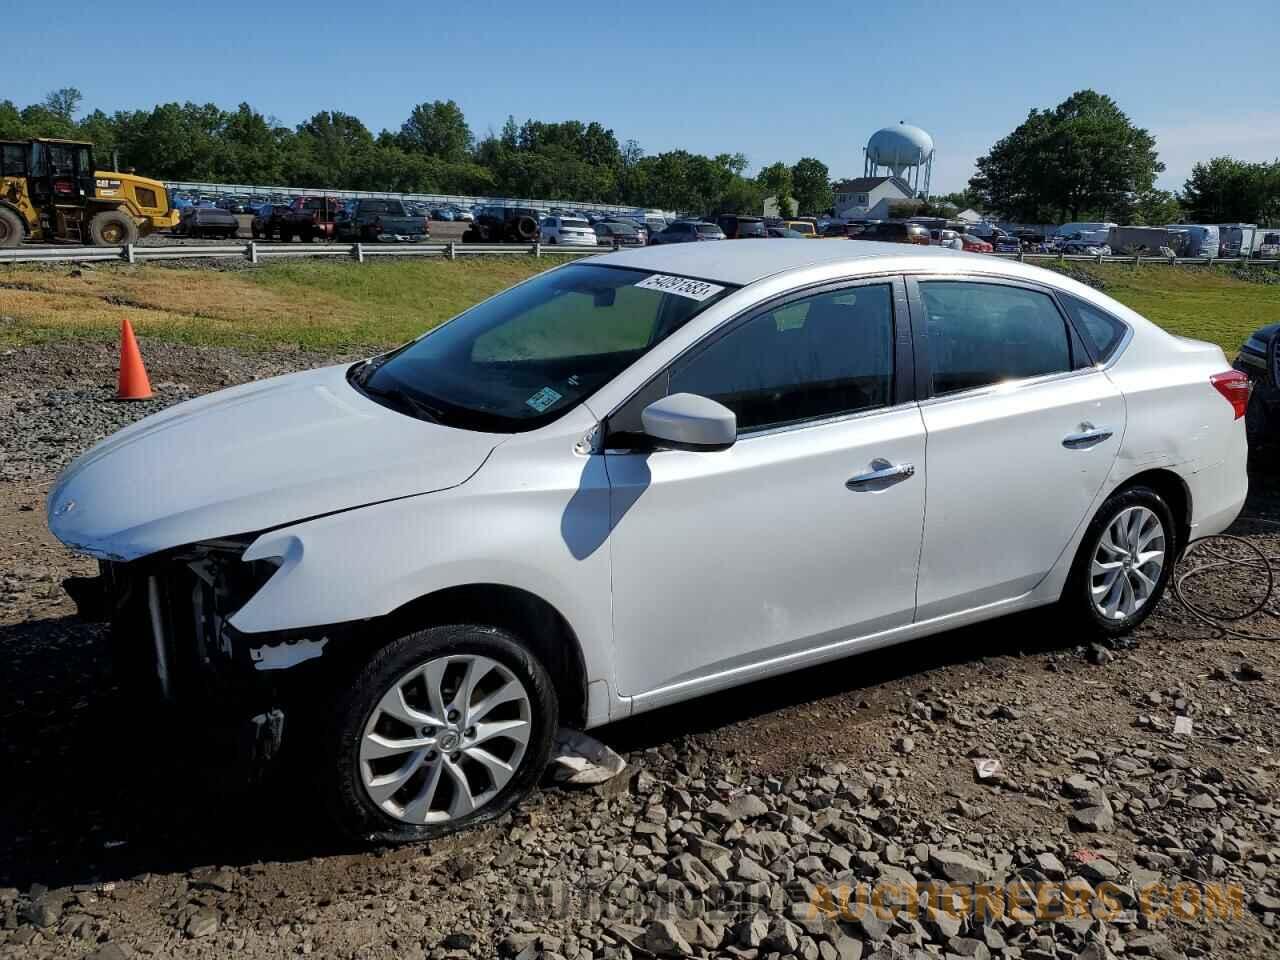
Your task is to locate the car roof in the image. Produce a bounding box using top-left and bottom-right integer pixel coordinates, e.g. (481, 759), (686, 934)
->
(595, 238), (999, 285)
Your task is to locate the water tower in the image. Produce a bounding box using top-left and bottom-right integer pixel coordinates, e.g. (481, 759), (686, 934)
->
(864, 122), (934, 198)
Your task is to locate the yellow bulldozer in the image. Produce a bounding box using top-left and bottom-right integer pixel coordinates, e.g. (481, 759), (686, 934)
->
(0, 137), (179, 247)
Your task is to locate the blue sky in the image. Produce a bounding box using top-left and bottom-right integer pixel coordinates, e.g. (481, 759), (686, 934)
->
(8, 0), (1279, 194)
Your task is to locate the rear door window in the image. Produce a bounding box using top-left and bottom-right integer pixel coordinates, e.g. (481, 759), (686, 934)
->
(920, 281), (1073, 395)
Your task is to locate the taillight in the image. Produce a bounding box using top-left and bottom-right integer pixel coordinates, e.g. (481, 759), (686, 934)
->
(53, 178), (75, 195)
(1210, 370), (1251, 419)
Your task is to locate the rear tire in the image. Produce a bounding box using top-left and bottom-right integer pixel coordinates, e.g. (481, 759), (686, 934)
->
(320, 624), (558, 845)
(1062, 485), (1175, 637)
(0, 206), (23, 247)
(88, 210), (139, 246)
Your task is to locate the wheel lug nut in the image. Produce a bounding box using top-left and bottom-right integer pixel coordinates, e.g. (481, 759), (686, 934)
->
(447, 709), (459, 722)
(465, 727), (476, 738)
(425, 750), (436, 760)
(450, 751), (461, 762)
(421, 726), (435, 737)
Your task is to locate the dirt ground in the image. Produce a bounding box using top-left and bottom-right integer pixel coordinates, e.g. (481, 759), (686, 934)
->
(1, 340), (1278, 960)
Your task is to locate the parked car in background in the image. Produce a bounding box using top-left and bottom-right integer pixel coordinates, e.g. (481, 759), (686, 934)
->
(279, 197), (343, 243)
(820, 221), (851, 238)
(650, 221), (725, 244)
(1255, 232), (1280, 259)
(47, 242), (1247, 844)
(992, 235), (1022, 254)
(453, 208), (474, 222)
(334, 199), (429, 243)
(593, 220), (644, 246)
(464, 206), (542, 243)
(251, 204), (292, 240)
(961, 234), (993, 253)
(784, 220), (817, 238)
(540, 216), (597, 245)
(854, 222), (930, 245)
(767, 227), (808, 238)
(643, 217), (668, 238)
(173, 206), (238, 239)
(622, 219), (652, 245)
(1234, 321), (1279, 446)
(1062, 234), (1112, 256)
(716, 215), (767, 239)
(430, 208), (455, 221)
(930, 229), (963, 249)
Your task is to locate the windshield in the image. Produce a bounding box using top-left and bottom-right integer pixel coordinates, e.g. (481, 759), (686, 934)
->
(561, 219), (590, 229)
(695, 223), (722, 235)
(352, 264), (736, 432)
(736, 220), (766, 237)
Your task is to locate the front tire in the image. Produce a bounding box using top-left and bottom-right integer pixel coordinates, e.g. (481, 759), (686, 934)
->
(89, 210), (139, 246)
(1063, 485), (1175, 636)
(322, 624), (557, 844)
(0, 206), (24, 247)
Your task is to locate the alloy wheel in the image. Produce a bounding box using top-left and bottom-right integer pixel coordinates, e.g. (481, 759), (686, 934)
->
(1090, 505), (1166, 620)
(358, 654), (532, 824)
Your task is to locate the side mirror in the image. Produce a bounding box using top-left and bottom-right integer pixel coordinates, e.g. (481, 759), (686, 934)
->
(641, 393), (737, 451)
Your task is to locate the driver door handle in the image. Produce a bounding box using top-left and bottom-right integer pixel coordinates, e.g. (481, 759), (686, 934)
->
(1062, 423), (1114, 450)
(846, 459), (915, 489)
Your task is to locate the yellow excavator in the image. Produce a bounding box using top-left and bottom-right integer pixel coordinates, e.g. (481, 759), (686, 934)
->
(0, 137), (179, 247)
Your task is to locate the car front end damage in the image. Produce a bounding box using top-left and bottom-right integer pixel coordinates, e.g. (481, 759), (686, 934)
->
(67, 537), (336, 777)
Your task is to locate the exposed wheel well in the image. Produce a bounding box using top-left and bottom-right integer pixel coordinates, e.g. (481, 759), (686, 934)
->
(1111, 468), (1191, 555)
(382, 584), (588, 727)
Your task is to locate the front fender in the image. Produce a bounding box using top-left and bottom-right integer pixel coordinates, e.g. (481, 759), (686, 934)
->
(229, 411), (615, 695)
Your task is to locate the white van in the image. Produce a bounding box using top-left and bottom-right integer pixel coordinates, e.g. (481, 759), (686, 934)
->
(1166, 224), (1219, 258)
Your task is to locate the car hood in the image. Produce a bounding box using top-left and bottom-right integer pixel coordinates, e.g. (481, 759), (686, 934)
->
(47, 364), (502, 561)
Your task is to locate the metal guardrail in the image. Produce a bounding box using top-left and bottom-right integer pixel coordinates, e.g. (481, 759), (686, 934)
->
(0, 241), (606, 266)
(1, 243), (1276, 268)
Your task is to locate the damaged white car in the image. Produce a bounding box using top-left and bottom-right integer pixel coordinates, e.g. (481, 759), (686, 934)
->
(49, 242), (1248, 843)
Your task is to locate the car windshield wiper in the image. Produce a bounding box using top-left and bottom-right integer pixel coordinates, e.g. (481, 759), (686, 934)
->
(372, 385), (448, 424)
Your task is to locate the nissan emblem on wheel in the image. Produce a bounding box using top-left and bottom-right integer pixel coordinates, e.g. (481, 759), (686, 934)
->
(47, 240), (1248, 843)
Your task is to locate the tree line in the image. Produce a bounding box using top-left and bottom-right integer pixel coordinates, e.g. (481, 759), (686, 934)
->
(967, 90), (1280, 226)
(0, 89), (833, 216)
(4, 88), (1276, 225)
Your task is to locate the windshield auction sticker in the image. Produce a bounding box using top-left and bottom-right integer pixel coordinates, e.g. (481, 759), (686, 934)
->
(634, 274), (725, 302)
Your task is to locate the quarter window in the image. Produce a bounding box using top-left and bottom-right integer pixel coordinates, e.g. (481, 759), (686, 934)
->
(920, 281), (1071, 395)
(1058, 293), (1127, 363)
(670, 284), (895, 432)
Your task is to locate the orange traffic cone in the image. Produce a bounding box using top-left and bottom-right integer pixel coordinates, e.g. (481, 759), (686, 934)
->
(117, 318), (153, 401)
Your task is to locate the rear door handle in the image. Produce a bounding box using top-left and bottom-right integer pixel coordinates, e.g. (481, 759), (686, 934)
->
(846, 459), (915, 489)
(1062, 424), (1114, 450)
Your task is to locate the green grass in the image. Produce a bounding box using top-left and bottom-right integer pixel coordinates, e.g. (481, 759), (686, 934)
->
(0, 255), (1275, 356)
(0, 256), (577, 352)
(1046, 262), (1280, 355)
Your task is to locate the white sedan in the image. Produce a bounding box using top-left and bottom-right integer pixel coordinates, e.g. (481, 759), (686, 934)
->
(539, 215), (598, 246)
(48, 242), (1248, 843)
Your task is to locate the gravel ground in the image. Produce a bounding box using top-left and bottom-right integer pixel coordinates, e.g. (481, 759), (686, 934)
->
(1, 341), (1279, 960)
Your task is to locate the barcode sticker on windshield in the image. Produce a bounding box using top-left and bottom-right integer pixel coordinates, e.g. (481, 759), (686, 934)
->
(525, 386), (562, 413)
(634, 274), (725, 301)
